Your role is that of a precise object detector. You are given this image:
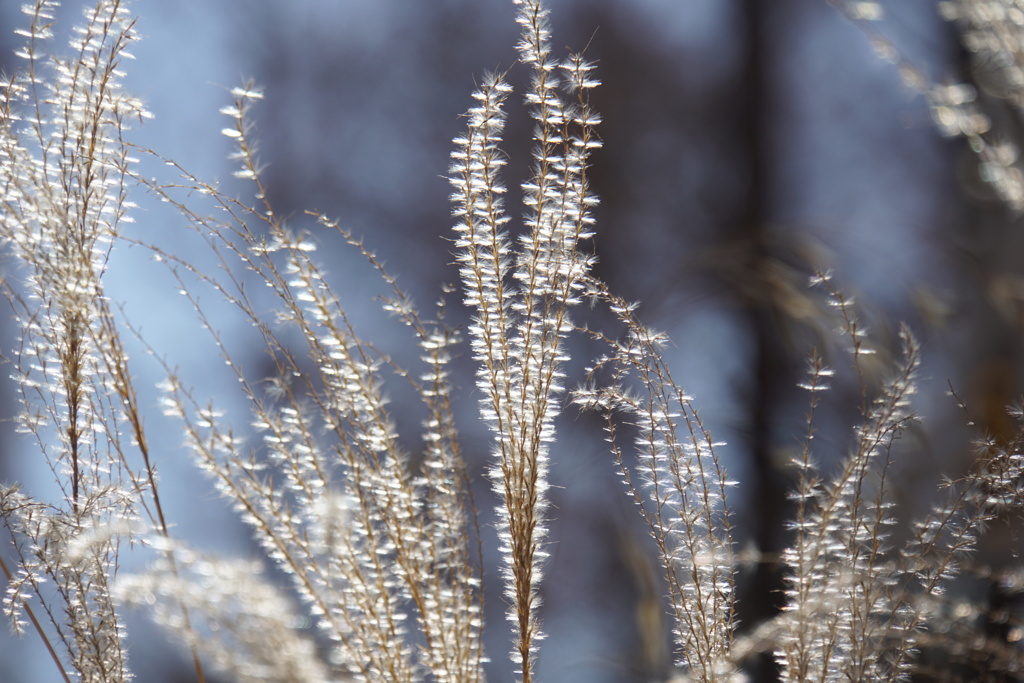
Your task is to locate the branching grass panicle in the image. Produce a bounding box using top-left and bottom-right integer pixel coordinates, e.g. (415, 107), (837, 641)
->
(2, 1), (1024, 682)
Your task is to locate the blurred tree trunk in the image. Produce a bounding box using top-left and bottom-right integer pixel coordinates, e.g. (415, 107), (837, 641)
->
(731, 1), (790, 681)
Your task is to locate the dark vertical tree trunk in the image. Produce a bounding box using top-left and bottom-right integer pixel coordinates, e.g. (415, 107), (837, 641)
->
(734, 1), (789, 680)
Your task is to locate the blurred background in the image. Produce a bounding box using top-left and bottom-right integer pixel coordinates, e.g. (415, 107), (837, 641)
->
(1, 0), (1021, 681)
